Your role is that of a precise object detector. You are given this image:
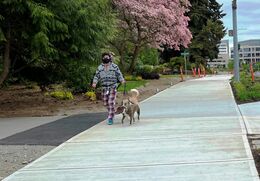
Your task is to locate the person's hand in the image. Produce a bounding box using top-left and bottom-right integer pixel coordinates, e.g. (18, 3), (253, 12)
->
(92, 83), (96, 88)
(121, 80), (126, 84)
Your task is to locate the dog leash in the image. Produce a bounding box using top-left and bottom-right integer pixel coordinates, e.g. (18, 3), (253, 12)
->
(115, 82), (127, 115)
(116, 82), (127, 95)
(123, 82), (126, 96)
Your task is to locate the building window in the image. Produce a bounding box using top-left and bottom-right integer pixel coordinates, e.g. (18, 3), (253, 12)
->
(243, 48), (251, 52)
(244, 53), (251, 57)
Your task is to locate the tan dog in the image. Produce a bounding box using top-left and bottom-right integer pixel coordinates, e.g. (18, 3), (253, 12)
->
(121, 89), (140, 125)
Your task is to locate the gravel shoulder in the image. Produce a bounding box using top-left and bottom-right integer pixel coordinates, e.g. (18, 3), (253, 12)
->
(0, 145), (55, 180)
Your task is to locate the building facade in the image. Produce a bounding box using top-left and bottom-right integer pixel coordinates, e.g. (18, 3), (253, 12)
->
(238, 39), (260, 64)
(207, 40), (229, 68)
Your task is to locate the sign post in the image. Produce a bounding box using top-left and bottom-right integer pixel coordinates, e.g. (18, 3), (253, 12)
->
(181, 51), (189, 76)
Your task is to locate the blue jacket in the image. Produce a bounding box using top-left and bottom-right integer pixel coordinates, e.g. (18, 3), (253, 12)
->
(93, 63), (124, 89)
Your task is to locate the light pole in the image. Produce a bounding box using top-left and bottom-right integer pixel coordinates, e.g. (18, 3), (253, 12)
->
(232, 0), (240, 81)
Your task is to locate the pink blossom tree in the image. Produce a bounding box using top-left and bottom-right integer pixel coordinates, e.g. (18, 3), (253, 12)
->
(112, 0), (192, 72)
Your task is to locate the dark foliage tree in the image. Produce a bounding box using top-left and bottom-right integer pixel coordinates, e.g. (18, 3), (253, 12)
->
(0, 0), (116, 91)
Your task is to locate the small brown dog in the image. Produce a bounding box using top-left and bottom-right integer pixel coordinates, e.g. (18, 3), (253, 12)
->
(121, 89), (140, 125)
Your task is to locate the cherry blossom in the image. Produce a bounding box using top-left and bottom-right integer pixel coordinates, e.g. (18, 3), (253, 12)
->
(113, 0), (192, 50)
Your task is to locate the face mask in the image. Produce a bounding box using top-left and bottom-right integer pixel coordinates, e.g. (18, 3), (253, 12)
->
(102, 58), (110, 64)
(102, 55), (111, 64)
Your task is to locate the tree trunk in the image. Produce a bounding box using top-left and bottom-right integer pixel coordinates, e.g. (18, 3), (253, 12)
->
(128, 45), (140, 73)
(109, 40), (127, 72)
(118, 46), (127, 72)
(119, 55), (126, 72)
(0, 28), (11, 86)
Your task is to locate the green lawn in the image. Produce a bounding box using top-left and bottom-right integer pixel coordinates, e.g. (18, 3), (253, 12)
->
(117, 80), (147, 92)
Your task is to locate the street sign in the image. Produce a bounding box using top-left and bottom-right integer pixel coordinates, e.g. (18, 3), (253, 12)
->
(181, 52), (189, 56)
(228, 30), (233, 37)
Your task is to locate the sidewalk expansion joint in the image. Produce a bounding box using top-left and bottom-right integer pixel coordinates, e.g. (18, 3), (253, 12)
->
(21, 158), (253, 172)
(66, 133), (247, 144)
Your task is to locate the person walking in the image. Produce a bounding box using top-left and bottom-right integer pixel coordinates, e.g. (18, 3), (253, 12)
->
(92, 52), (125, 125)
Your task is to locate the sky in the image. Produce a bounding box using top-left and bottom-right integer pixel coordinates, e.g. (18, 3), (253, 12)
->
(217, 0), (260, 44)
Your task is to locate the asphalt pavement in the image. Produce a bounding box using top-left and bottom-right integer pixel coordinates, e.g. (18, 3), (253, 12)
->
(0, 113), (106, 146)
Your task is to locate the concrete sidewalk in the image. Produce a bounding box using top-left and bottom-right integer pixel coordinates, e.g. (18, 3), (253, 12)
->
(3, 75), (259, 181)
(239, 102), (260, 134)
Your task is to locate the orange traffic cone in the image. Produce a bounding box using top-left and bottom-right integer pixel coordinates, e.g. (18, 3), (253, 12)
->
(250, 63), (255, 82)
(192, 68), (196, 77)
(198, 68), (201, 78)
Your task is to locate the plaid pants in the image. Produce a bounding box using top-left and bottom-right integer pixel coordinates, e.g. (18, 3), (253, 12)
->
(102, 88), (117, 119)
